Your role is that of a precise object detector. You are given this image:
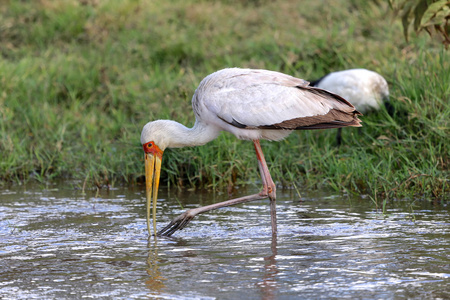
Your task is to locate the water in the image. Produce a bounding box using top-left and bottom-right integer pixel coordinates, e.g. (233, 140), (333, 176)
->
(0, 183), (449, 299)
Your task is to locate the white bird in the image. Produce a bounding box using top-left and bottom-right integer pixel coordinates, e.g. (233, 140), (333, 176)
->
(141, 68), (362, 237)
(310, 68), (389, 145)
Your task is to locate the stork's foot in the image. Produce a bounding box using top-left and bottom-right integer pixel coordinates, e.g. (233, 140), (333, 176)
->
(157, 209), (196, 237)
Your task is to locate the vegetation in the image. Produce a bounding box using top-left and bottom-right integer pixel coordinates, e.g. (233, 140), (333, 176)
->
(0, 0), (448, 201)
(388, 0), (450, 48)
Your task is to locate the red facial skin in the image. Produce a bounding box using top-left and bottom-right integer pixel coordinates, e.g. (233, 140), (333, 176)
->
(142, 141), (163, 159)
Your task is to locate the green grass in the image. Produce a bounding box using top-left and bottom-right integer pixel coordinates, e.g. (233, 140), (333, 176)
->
(0, 0), (448, 201)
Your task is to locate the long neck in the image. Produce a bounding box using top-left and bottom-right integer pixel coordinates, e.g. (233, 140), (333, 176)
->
(164, 119), (222, 149)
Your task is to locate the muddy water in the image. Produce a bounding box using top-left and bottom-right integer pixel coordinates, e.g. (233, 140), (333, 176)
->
(0, 183), (449, 299)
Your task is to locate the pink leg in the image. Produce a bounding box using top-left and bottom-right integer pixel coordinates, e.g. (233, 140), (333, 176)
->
(158, 140), (278, 236)
(253, 140), (277, 235)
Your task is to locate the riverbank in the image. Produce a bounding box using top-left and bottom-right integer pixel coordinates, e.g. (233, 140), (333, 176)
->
(1, 0), (448, 200)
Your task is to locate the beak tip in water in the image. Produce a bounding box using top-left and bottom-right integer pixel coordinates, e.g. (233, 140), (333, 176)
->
(145, 152), (162, 237)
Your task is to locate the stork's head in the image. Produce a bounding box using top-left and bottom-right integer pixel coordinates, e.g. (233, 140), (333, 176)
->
(141, 120), (176, 152)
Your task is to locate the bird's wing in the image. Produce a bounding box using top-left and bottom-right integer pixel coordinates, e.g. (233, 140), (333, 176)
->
(197, 68), (360, 130)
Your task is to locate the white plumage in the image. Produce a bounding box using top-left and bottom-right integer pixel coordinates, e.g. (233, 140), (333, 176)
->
(142, 68), (362, 147)
(310, 68), (389, 145)
(310, 68), (389, 114)
(141, 68), (362, 237)
(192, 68), (358, 140)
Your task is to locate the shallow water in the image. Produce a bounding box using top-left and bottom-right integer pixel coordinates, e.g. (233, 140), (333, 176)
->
(0, 183), (449, 299)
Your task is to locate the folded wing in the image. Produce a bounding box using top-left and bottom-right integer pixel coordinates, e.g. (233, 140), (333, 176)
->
(196, 68), (361, 130)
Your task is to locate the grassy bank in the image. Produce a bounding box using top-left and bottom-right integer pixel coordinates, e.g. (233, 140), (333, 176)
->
(0, 0), (448, 200)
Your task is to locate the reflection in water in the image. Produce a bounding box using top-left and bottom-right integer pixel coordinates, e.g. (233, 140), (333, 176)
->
(0, 184), (448, 299)
(145, 237), (166, 294)
(259, 232), (279, 300)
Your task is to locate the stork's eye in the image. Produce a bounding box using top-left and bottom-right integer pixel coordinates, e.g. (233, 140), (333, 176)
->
(147, 143), (153, 148)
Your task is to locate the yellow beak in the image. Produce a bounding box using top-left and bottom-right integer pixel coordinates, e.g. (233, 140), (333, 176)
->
(145, 152), (162, 237)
